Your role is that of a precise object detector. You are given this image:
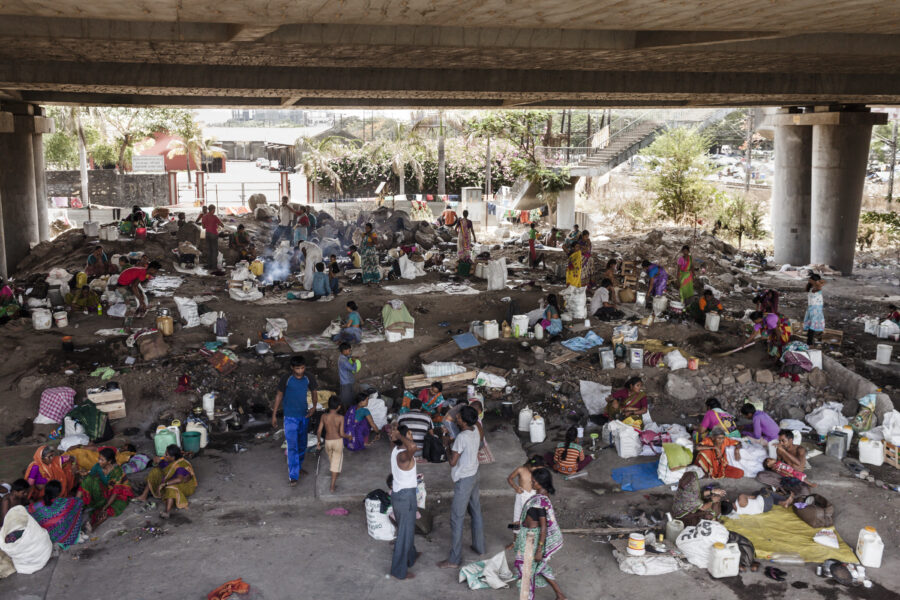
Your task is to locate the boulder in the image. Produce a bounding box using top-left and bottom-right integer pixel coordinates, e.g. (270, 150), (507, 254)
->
(254, 205), (277, 220)
(319, 238), (343, 257)
(735, 369), (752, 384)
(808, 368), (827, 389)
(665, 373), (698, 401)
(414, 230), (436, 250)
(176, 222), (202, 247)
(17, 375), (44, 400)
(247, 194), (268, 211)
(754, 369), (775, 384)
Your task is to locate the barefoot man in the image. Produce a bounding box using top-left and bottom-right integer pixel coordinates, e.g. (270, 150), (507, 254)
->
(272, 355), (318, 487)
(317, 397), (351, 493)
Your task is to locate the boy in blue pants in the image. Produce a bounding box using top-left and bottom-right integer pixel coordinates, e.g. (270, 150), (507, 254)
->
(272, 355), (319, 486)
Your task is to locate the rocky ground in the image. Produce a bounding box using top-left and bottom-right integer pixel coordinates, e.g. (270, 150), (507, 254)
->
(0, 210), (899, 599)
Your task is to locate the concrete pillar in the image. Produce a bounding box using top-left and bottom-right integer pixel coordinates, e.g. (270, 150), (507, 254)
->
(810, 120), (876, 274)
(195, 171), (206, 203)
(167, 171), (178, 205)
(279, 170), (290, 200)
(772, 123), (812, 265)
(32, 107), (50, 242)
(0, 115), (40, 272)
(556, 187), (575, 230)
(0, 187), (6, 280)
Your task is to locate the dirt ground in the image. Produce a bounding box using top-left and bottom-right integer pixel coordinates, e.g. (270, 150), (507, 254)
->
(1, 214), (899, 599)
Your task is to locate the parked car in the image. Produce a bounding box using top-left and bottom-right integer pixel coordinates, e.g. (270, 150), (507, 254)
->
(255, 158), (269, 168)
(268, 160), (281, 171)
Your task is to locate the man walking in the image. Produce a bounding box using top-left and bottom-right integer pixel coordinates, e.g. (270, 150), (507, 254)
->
(200, 204), (224, 271)
(272, 355), (318, 486)
(389, 424), (419, 580)
(273, 195), (299, 247)
(437, 405), (485, 569)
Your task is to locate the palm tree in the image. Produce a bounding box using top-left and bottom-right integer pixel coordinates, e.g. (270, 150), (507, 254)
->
(167, 131), (225, 183)
(412, 111), (465, 196)
(373, 124), (426, 197)
(295, 136), (349, 197)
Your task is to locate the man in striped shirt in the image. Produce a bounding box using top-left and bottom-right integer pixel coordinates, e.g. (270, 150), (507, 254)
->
(398, 399), (433, 455)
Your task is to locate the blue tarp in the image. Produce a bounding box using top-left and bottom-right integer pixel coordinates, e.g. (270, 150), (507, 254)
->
(611, 461), (664, 492)
(560, 331), (605, 352)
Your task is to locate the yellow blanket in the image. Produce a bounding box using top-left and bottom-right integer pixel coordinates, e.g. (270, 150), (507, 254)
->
(722, 506), (858, 563)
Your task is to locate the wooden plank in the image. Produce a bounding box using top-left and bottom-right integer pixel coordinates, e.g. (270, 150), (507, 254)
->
(547, 350), (578, 365)
(87, 389), (124, 405)
(403, 370), (477, 390)
(821, 328), (843, 346)
(561, 525), (663, 535)
(480, 365), (510, 378)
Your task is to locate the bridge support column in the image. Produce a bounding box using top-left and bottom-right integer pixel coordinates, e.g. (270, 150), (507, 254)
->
(33, 106), (50, 242)
(0, 109), (40, 274)
(772, 119), (811, 265)
(556, 187), (575, 230)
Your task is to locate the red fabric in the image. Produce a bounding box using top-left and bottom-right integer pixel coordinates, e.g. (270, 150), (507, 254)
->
(201, 213), (223, 235)
(38, 387), (76, 423)
(117, 267), (148, 287)
(207, 578), (250, 600)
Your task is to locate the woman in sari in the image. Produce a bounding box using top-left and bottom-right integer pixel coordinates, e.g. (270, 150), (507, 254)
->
(85, 245), (116, 278)
(515, 468), (566, 600)
(642, 260), (669, 300)
(28, 480), (85, 548)
(696, 397), (739, 440)
(454, 210), (476, 263)
(575, 231), (592, 287)
(695, 427), (744, 480)
(360, 223), (381, 284)
(24, 446), (76, 501)
(344, 395), (380, 451)
(748, 311), (792, 358)
(676, 245), (696, 303)
(600, 377), (648, 428)
(332, 301), (363, 344)
(134, 445), (197, 518)
(672, 471), (725, 527)
(400, 382), (446, 417)
(77, 448), (133, 528)
(542, 294), (563, 336)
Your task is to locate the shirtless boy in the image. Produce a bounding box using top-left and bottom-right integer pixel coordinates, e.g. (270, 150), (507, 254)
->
(775, 429), (807, 471)
(317, 397), (352, 492)
(506, 455), (546, 546)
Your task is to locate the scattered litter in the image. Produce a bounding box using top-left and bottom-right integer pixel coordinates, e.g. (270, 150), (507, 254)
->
(561, 331), (604, 352)
(383, 282), (479, 296)
(89, 366), (118, 380)
(325, 507), (349, 516)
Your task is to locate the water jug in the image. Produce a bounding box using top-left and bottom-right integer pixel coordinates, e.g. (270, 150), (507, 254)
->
(600, 349), (615, 370)
(156, 315), (174, 336)
(705, 312), (721, 332)
(529, 415), (546, 443)
(832, 425), (853, 452)
(483, 320), (499, 340)
(665, 519), (685, 543)
(858, 438), (884, 466)
(856, 527), (884, 568)
(825, 430), (848, 459)
(154, 428), (177, 456)
(518, 407), (533, 432)
(876, 344), (892, 365)
(167, 421), (182, 447)
(202, 392), (216, 418)
(32, 309), (52, 330)
(708, 542), (741, 578)
(533, 323), (544, 340)
(186, 420), (209, 449)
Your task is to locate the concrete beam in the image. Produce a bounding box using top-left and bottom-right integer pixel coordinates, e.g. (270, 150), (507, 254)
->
(226, 24), (281, 42)
(772, 110), (888, 126)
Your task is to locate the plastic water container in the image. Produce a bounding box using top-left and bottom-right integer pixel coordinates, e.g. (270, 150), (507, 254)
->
(529, 415), (546, 443)
(708, 542), (741, 578)
(826, 430), (848, 459)
(153, 428), (177, 456)
(628, 347), (644, 369)
(403, 328), (415, 339)
(705, 312), (720, 332)
(876, 344), (892, 365)
(665, 519), (685, 543)
(511, 315), (529, 338)
(53, 311), (68, 328)
(856, 527), (884, 568)
(186, 421), (209, 449)
(808, 349), (823, 370)
(533, 323), (544, 340)
(202, 392), (216, 418)
(474, 262), (486, 278)
(182, 431), (202, 453)
(83, 221), (100, 237)
(32, 309), (52, 330)
(166, 423), (182, 447)
(635, 291), (647, 305)
(652, 296), (669, 315)
(483, 320), (499, 340)
(600, 349), (615, 370)
(858, 438), (885, 466)
(518, 407), (534, 432)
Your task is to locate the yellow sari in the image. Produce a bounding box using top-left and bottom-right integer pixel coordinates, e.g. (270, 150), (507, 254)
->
(566, 250), (583, 287)
(146, 458), (197, 509)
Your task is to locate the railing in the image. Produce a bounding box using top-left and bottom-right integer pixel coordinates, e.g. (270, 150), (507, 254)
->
(175, 181), (281, 206)
(535, 146), (592, 164)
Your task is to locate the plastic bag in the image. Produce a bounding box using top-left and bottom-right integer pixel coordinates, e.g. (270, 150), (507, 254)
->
(485, 258), (508, 291)
(107, 303), (128, 318)
(675, 520), (730, 569)
(321, 320), (342, 338)
(364, 497), (395, 541)
(813, 529), (839, 549)
(613, 324), (639, 343)
(459, 551), (516, 589)
(881, 410), (900, 444)
(805, 402), (849, 437)
(664, 350), (688, 371)
(0, 506), (52, 574)
(265, 318), (288, 339)
(173, 296), (200, 328)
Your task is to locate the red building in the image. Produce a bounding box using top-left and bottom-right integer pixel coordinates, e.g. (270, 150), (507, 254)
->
(138, 132), (226, 173)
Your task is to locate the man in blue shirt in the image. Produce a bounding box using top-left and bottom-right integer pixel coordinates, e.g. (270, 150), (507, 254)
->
(337, 342), (360, 408)
(272, 355), (318, 486)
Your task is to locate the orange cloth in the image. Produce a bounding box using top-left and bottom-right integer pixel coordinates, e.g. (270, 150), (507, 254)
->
(694, 437), (743, 479)
(208, 578), (250, 600)
(24, 445), (76, 498)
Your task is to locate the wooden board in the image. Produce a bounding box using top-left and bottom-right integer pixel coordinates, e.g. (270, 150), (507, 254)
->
(546, 350), (579, 365)
(403, 370), (478, 390)
(419, 339), (463, 363)
(87, 389), (124, 405)
(96, 401), (127, 420)
(821, 328), (843, 346)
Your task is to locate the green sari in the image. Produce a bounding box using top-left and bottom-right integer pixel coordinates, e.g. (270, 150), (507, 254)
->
(79, 463), (133, 526)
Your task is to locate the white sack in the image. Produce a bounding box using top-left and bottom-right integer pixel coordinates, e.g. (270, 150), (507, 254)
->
(0, 506), (52, 574)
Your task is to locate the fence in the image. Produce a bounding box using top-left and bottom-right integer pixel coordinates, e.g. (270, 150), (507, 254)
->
(175, 181), (282, 206)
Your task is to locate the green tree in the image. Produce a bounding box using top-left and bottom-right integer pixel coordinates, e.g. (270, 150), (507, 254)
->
(295, 136), (352, 195)
(640, 127), (719, 224)
(709, 193), (766, 249)
(97, 107), (191, 172)
(166, 121), (225, 184)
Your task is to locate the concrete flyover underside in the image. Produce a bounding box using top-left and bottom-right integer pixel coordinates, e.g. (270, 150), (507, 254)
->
(2, 1), (900, 107)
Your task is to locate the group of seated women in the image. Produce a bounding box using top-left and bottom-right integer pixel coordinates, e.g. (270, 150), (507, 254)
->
(0, 443), (196, 549)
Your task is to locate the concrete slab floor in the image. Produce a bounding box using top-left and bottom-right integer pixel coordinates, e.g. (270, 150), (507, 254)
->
(2, 426), (900, 599)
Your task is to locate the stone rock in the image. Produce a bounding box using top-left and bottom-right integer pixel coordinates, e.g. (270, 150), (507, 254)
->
(414, 230), (436, 250)
(247, 193), (268, 211)
(808, 368), (827, 388)
(666, 373), (698, 401)
(176, 222), (202, 247)
(720, 374), (735, 386)
(17, 375), (44, 399)
(254, 205), (277, 220)
(755, 369), (774, 384)
(735, 370), (752, 384)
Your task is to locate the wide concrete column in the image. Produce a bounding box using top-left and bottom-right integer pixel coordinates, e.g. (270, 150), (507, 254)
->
(33, 106), (50, 242)
(809, 111), (884, 274)
(771, 119), (812, 265)
(0, 109), (40, 273)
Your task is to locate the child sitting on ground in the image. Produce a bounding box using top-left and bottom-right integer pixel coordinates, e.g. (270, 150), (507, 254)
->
(317, 397), (352, 493)
(763, 458), (816, 486)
